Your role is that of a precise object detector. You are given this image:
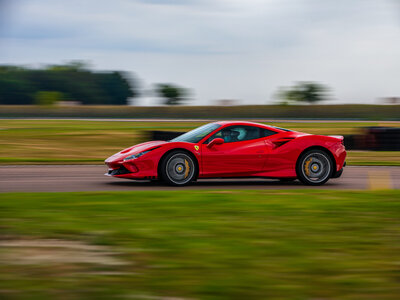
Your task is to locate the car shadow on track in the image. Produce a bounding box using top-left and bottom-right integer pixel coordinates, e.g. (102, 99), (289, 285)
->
(105, 179), (339, 188)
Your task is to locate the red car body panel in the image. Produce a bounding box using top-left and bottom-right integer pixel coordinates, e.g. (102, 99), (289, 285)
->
(105, 121), (346, 180)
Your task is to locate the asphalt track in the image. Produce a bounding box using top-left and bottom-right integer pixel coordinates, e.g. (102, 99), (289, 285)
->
(1, 165), (399, 192)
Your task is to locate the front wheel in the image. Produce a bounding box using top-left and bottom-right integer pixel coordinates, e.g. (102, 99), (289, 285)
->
(159, 151), (197, 186)
(296, 149), (333, 186)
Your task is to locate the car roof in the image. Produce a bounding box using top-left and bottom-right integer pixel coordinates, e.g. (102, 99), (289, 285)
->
(214, 121), (288, 132)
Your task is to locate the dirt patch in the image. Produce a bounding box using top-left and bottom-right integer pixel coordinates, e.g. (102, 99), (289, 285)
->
(0, 239), (128, 266)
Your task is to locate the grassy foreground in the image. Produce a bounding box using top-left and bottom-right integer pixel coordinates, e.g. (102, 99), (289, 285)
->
(0, 119), (399, 165)
(0, 190), (400, 299)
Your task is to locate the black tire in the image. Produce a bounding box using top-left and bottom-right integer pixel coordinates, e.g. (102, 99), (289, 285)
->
(296, 149), (333, 186)
(159, 150), (197, 186)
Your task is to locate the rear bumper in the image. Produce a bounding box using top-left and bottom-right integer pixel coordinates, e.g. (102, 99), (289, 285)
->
(332, 161), (346, 178)
(329, 143), (347, 172)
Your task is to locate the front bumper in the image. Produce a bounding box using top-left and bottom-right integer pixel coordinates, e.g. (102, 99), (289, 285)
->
(105, 156), (158, 180)
(105, 165), (132, 176)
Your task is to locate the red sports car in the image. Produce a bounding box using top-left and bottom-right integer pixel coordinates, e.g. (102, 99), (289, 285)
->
(105, 121), (346, 186)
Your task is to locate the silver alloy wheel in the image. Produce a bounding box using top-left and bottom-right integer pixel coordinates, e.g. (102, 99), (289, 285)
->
(301, 152), (331, 184)
(165, 153), (195, 185)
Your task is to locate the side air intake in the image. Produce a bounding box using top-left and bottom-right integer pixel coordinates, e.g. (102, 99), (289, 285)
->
(272, 137), (295, 148)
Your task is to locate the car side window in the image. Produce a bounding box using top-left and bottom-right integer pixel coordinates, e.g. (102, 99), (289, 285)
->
(206, 125), (276, 143)
(261, 128), (277, 137)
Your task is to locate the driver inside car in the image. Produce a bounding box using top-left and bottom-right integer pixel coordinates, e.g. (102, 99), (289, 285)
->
(221, 128), (240, 143)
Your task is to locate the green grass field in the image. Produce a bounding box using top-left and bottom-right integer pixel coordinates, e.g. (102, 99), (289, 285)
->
(0, 190), (400, 299)
(0, 119), (399, 165)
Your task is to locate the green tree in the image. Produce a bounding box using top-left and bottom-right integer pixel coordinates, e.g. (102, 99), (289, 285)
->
(156, 84), (187, 105)
(0, 78), (35, 105)
(0, 62), (138, 105)
(278, 82), (328, 104)
(35, 91), (64, 106)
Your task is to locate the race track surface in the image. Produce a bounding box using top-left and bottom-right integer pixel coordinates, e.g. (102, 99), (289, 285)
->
(1, 165), (399, 192)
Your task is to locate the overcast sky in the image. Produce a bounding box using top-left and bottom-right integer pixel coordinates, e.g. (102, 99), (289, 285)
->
(0, 0), (399, 105)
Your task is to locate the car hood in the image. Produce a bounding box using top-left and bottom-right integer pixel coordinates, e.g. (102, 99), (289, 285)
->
(105, 140), (168, 163)
(120, 140), (167, 155)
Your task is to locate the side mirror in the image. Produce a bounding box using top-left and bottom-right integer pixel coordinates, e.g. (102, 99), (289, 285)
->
(207, 138), (224, 148)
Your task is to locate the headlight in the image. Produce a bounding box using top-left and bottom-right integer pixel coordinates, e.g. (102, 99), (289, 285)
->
(123, 150), (150, 161)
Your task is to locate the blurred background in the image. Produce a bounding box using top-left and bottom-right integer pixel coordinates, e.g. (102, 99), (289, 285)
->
(0, 1), (400, 299)
(0, 0), (400, 106)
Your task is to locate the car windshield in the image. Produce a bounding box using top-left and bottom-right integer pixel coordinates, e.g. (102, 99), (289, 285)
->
(171, 123), (221, 143)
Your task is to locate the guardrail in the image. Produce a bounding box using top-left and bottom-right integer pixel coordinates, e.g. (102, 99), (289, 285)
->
(149, 131), (185, 141)
(344, 127), (400, 151)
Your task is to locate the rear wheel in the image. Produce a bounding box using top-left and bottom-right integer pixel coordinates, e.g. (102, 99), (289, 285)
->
(296, 149), (333, 185)
(160, 151), (196, 186)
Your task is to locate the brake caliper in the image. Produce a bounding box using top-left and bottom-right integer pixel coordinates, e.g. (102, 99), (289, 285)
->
(304, 158), (312, 176)
(184, 159), (190, 178)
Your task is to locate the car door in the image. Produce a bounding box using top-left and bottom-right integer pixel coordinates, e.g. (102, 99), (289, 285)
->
(200, 125), (270, 177)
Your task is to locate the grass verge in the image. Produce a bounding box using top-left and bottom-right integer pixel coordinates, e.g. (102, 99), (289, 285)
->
(0, 190), (400, 299)
(0, 119), (399, 165)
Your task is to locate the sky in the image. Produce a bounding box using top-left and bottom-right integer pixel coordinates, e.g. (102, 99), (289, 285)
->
(0, 0), (399, 105)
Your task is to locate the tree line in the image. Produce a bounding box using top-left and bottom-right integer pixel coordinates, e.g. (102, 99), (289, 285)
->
(0, 62), (137, 105)
(0, 62), (328, 105)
